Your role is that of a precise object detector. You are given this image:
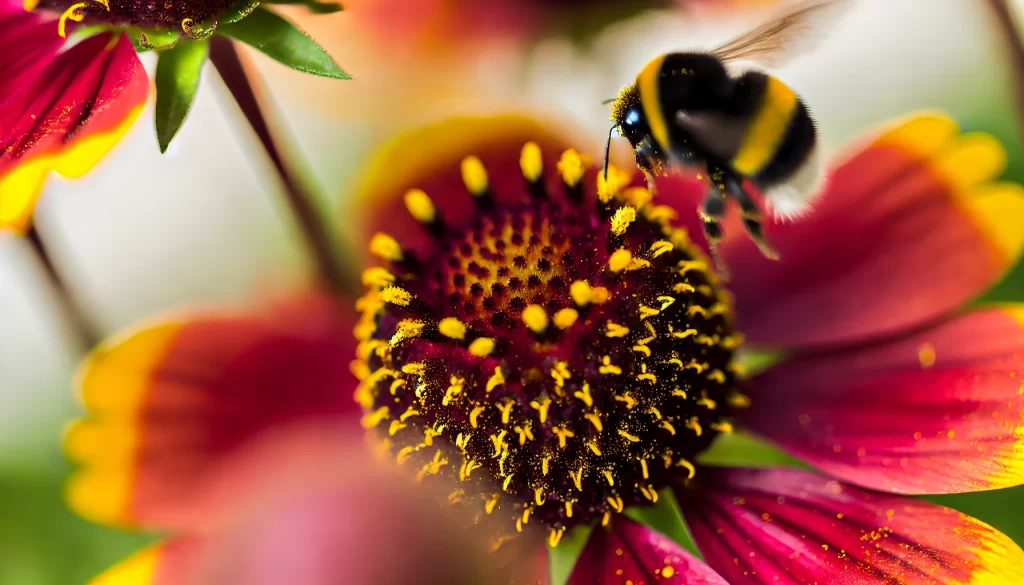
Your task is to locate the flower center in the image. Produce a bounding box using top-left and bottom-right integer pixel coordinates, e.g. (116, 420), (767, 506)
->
(354, 143), (743, 545)
(38, 0), (240, 35)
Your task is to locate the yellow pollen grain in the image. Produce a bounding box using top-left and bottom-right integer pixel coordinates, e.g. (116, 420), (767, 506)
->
(553, 427), (575, 448)
(485, 366), (505, 393)
(549, 527), (566, 548)
(369, 232), (403, 262)
(606, 321), (630, 338)
(403, 188), (436, 223)
(571, 468), (583, 491)
(520, 142), (543, 182)
(469, 337), (496, 357)
(469, 405), (486, 428)
(557, 149), (586, 186)
(618, 429), (640, 443)
(438, 317), (467, 340)
(402, 362), (425, 376)
(608, 249), (632, 273)
(380, 286), (413, 306)
(554, 308), (579, 329)
(611, 207), (637, 237)
(522, 304), (549, 333)
(530, 396), (552, 424)
(677, 458), (696, 479)
(918, 343), (937, 368)
(602, 470), (615, 486)
(390, 319), (424, 345)
(498, 400), (515, 425)
(570, 280), (593, 306)
(650, 240), (674, 257)
(460, 155), (489, 195)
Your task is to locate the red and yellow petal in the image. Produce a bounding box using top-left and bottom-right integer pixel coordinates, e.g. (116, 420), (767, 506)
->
(740, 306), (1024, 495)
(677, 467), (1024, 585)
(0, 31), (147, 234)
(568, 518), (728, 585)
(65, 294), (358, 531)
(88, 539), (204, 585)
(662, 112), (1024, 349)
(352, 115), (582, 261)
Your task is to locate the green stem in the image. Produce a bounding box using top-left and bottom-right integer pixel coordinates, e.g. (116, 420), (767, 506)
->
(25, 226), (99, 348)
(208, 36), (354, 296)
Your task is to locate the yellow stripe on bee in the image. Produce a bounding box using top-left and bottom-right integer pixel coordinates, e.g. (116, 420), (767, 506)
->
(732, 76), (798, 176)
(637, 55), (669, 150)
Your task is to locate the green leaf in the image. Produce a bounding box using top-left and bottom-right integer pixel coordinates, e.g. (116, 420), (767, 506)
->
(154, 39), (210, 152)
(264, 0), (343, 14)
(217, 7), (350, 79)
(547, 525), (593, 585)
(625, 489), (702, 558)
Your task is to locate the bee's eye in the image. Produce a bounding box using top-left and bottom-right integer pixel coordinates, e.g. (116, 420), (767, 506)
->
(621, 107), (647, 144)
(625, 109), (642, 126)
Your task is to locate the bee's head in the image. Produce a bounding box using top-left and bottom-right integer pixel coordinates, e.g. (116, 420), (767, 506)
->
(609, 83), (648, 148)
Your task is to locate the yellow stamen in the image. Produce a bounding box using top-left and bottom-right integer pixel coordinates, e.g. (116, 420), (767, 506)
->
(380, 286), (413, 306)
(58, 2), (88, 38)
(404, 188), (436, 223)
(522, 304), (549, 333)
(553, 308), (578, 329)
(610, 206), (637, 236)
(369, 232), (403, 262)
(557, 149), (585, 186)
(520, 142), (543, 182)
(461, 155), (489, 196)
(570, 280), (593, 306)
(438, 317), (467, 340)
(608, 248), (632, 272)
(486, 366), (506, 393)
(469, 337), (496, 357)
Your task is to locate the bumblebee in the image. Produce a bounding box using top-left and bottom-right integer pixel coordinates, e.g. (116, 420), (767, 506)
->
(607, 0), (848, 272)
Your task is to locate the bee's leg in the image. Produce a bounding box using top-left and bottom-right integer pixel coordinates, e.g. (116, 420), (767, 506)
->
(700, 183), (730, 279)
(724, 175), (779, 260)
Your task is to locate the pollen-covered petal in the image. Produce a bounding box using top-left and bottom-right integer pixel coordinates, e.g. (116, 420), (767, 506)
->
(0, 31), (147, 234)
(740, 306), (1024, 495)
(353, 115), (576, 259)
(567, 518), (728, 585)
(678, 467), (1024, 585)
(87, 539), (204, 585)
(65, 294), (358, 531)
(662, 112), (1024, 348)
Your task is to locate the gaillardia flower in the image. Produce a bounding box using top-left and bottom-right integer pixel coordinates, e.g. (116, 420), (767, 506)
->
(1, 0), (346, 234)
(67, 112), (1024, 584)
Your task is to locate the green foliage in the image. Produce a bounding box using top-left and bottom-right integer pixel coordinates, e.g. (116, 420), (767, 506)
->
(217, 8), (350, 79)
(154, 39), (210, 153)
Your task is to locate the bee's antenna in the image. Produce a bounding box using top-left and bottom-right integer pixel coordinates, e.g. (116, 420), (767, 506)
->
(603, 125), (615, 180)
(600, 97), (616, 105)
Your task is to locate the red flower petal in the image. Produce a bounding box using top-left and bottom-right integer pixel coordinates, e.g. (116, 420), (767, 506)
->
(87, 538), (204, 585)
(1, 31), (148, 234)
(65, 294), (359, 531)
(678, 467), (1024, 585)
(568, 518), (728, 585)
(352, 115), (578, 261)
(659, 113), (1024, 349)
(739, 306), (1024, 495)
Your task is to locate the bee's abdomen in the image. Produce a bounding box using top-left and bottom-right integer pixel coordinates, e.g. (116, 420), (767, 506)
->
(755, 99), (817, 188)
(730, 73), (816, 187)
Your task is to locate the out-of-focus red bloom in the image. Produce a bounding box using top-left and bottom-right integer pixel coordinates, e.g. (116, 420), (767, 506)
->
(0, 0), (147, 234)
(85, 425), (517, 585)
(68, 112), (1024, 584)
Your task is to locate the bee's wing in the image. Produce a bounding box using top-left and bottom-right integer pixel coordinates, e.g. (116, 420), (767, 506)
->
(711, 0), (852, 69)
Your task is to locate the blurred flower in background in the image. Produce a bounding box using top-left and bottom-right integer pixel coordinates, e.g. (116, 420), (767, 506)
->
(64, 110), (1024, 584)
(6, 1), (1024, 585)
